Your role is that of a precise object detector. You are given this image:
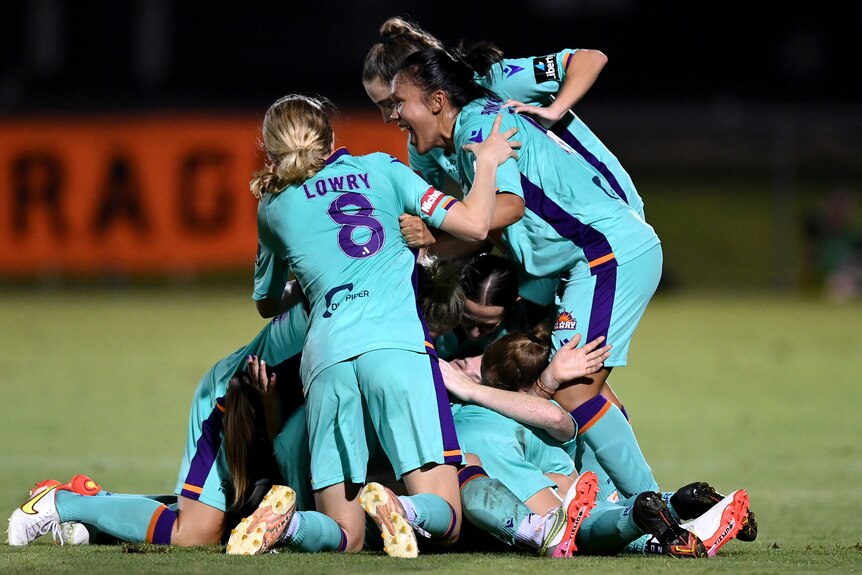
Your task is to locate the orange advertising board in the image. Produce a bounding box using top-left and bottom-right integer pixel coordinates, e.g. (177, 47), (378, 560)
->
(0, 113), (407, 276)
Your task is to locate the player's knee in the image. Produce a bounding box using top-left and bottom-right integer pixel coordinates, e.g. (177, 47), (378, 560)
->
(464, 453), (483, 467)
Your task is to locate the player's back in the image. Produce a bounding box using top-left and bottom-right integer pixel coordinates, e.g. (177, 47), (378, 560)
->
(257, 149), (431, 385)
(455, 98), (658, 280)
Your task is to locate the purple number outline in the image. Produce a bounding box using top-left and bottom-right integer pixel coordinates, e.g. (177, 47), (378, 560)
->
(327, 192), (385, 259)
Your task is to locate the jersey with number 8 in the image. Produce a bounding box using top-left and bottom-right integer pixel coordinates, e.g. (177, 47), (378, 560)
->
(254, 148), (458, 387)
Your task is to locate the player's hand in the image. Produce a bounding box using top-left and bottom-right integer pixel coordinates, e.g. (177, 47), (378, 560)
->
(503, 99), (564, 127)
(538, 334), (611, 393)
(247, 355), (277, 399)
(399, 213), (436, 248)
(439, 359), (479, 401)
(462, 115), (521, 165)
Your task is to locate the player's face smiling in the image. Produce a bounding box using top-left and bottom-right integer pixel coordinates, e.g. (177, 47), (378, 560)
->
(363, 76), (395, 125)
(390, 74), (445, 154)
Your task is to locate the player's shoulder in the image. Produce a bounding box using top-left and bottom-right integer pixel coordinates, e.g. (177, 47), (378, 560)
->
(355, 151), (409, 169)
(457, 98), (518, 144)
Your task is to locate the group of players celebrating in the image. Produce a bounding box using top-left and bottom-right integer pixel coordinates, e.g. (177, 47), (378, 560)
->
(8, 17), (755, 559)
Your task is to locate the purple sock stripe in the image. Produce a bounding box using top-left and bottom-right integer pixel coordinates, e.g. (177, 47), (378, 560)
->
(431, 502), (458, 542)
(458, 465), (488, 488)
(586, 266), (617, 342)
(181, 398), (225, 499)
(149, 506), (177, 545)
(570, 394), (611, 431)
(551, 125), (630, 206)
(427, 354), (463, 463)
(337, 528), (348, 552)
(520, 175), (616, 275)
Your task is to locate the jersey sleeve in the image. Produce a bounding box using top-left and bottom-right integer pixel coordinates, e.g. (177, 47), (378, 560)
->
(408, 143), (448, 190)
(455, 109), (523, 201)
(252, 238), (290, 301)
(482, 51), (577, 107)
(384, 154), (460, 229)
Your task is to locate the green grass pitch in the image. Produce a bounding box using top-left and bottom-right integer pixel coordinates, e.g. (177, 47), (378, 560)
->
(1, 290), (861, 573)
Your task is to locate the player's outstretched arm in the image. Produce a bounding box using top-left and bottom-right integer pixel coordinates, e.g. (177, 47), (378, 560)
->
(440, 359), (575, 442)
(505, 49), (607, 126)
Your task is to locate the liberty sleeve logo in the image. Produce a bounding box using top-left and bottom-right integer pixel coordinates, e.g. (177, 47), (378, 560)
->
(533, 54), (559, 82)
(420, 188), (445, 216)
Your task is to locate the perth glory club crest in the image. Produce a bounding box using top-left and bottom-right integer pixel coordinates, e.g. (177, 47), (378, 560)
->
(554, 311), (577, 331)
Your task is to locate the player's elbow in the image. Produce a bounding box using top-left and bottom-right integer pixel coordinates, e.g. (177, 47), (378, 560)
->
(587, 49), (608, 73)
(462, 224), (489, 242)
(255, 298), (279, 319)
(548, 410), (576, 442)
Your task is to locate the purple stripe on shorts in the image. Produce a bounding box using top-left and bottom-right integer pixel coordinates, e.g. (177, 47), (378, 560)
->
(570, 394), (610, 431)
(410, 247), (438, 357)
(586, 265), (617, 342)
(427, 354), (462, 463)
(181, 397), (225, 499)
(520, 175), (616, 274)
(152, 506), (177, 545)
(551, 123), (630, 205)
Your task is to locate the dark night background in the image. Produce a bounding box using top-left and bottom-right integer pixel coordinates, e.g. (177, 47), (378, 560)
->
(2, 0), (861, 293)
(1, 1), (860, 113)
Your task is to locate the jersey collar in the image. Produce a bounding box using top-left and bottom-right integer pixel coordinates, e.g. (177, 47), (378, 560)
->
(325, 147), (350, 165)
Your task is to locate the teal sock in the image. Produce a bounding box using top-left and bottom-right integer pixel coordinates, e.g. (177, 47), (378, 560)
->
(574, 437), (619, 502)
(571, 396), (659, 498)
(56, 491), (176, 544)
(457, 465), (530, 547)
(616, 491), (681, 523)
(95, 491), (178, 506)
(284, 511), (346, 552)
(397, 493), (456, 542)
(624, 534), (652, 554)
(574, 500), (645, 555)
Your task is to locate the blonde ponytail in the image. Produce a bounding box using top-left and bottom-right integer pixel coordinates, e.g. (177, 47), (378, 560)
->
(250, 95), (334, 198)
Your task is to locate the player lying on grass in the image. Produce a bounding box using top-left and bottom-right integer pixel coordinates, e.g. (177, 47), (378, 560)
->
(441, 324), (756, 557)
(7, 301), (312, 547)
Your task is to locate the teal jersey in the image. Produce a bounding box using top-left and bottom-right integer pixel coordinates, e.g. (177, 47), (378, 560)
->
(254, 148), (459, 386)
(196, 302), (309, 404)
(177, 301), (307, 507)
(409, 50), (645, 219)
(451, 401), (574, 501)
(454, 99), (659, 280)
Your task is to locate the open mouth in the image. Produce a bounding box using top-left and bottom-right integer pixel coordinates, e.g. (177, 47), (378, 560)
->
(399, 124), (416, 144)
